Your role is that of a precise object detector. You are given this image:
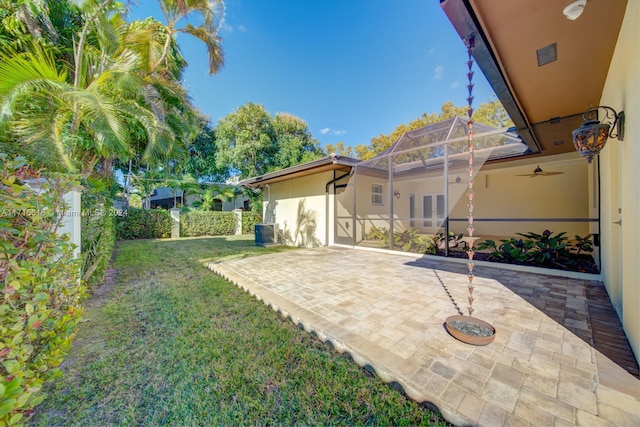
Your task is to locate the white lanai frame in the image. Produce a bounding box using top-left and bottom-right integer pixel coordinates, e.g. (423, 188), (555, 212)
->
(340, 116), (527, 250)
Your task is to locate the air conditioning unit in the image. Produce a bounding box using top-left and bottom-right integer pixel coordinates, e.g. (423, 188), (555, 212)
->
(255, 223), (279, 246)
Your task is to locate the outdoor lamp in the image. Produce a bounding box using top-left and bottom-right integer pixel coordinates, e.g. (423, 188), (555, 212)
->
(563, 0), (587, 21)
(393, 190), (400, 199)
(572, 106), (625, 163)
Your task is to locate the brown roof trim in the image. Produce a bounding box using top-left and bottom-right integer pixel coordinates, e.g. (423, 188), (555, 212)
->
(240, 154), (360, 187)
(440, 0), (540, 154)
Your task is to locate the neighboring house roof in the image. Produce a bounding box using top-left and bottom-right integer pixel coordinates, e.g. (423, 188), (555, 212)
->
(240, 154), (360, 187)
(440, 0), (627, 157)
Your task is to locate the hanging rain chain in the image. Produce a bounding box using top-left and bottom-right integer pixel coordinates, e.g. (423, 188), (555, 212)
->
(465, 35), (476, 317)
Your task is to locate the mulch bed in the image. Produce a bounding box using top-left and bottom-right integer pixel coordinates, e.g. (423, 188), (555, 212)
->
(434, 249), (599, 274)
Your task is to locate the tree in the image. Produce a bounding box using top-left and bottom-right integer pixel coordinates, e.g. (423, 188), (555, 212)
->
(272, 113), (324, 170)
(192, 185), (237, 211)
(0, 0), (225, 178)
(324, 142), (354, 158)
(185, 114), (229, 182)
(215, 103), (276, 178)
(155, 0), (225, 75)
(215, 103), (325, 179)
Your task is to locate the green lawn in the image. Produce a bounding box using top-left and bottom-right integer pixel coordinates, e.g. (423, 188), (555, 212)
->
(29, 235), (449, 426)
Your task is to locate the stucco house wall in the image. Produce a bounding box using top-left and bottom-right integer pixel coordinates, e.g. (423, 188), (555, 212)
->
(342, 153), (589, 243)
(263, 171), (335, 247)
(598, 0), (639, 360)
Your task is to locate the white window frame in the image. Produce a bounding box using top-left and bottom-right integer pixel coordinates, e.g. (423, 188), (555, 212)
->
(371, 183), (384, 206)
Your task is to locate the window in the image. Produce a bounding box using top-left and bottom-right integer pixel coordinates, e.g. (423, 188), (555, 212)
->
(372, 184), (383, 205)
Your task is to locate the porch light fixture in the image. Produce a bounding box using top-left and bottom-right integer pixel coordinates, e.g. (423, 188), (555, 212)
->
(393, 190), (400, 199)
(572, 106), (625, 163)
(563, 0), (587, 20)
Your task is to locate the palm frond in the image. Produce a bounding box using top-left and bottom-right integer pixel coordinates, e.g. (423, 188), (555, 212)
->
(182, 24), (224, 74)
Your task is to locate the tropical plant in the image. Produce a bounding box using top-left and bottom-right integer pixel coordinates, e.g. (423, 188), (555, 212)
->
(1, 0), (225, 178)
(366, 225), (388, 241)
(0, 154), (85, 423)
(435, 231), (464, 250)
(154, 0), (225, 75)
(476, 238), (534, 263)
(517, 230), (570, 267)
(192, 185), (237, 211)
(570, 234), (593, 256)
(393, 228), (435, 254)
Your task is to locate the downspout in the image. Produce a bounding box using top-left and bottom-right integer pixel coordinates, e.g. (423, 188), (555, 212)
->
(325, 169), (353, 246)
(263, 183), (271, 222)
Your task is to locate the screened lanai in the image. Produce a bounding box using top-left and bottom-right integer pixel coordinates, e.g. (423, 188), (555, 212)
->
(333, 116), (596, 259)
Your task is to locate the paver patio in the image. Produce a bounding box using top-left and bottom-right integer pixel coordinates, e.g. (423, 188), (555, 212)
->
(208, 247), (639, 426)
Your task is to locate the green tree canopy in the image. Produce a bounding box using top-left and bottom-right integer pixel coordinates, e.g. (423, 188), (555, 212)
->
(324, 142), (355, 158)
(215, 102), (324, 179)
(0, 0), (225, 179)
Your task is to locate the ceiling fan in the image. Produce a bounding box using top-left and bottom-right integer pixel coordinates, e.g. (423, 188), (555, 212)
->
(516, 165), (564, 178)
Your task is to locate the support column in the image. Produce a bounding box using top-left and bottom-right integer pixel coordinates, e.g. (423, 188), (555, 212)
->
(170, 208), (180, 239)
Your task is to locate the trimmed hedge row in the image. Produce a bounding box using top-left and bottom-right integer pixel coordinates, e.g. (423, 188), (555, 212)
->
(81, 190), (116, 288)
(181, 211), (236, 237)
(115, 209), (263, 239)
(115, 208), (171, 240)
(242, 211), (262, 234)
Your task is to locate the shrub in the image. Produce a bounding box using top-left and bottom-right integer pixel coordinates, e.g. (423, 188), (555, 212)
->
(0, 155), (85, 424)
(115, 208), (171, 240)
(477, 238), (534, 263)
(81, 185), (116, 287)
(242, 211), (262, 234)
(517, 230), (570, 266)
(365, 226), (435, 254)
(181, 211), (236, 237)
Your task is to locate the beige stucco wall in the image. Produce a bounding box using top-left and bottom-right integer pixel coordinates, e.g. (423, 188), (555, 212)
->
(263, 171), (335, 247)
(599, 0), (639, 360)
(345, 153), (589, 243)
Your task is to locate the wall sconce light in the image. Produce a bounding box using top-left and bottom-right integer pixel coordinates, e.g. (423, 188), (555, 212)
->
(393, 190), (400, 199)
(572, 106), (625, 163)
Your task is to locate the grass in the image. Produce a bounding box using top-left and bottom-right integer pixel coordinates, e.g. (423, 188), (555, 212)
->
(29, 235), (449, 426)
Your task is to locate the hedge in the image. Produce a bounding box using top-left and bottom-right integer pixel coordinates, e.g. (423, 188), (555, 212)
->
(81, 188), (116, 287)
(0, 155), (85, 424)
(115, 208), (171, 240)
(242, 211), (262, 234)
(181, 211), (236, 237)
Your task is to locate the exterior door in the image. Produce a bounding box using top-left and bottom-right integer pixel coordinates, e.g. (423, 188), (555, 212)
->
(423, 194), (445, 229)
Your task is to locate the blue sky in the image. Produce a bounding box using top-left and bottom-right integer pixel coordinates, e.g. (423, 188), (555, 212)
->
(128, 0), (496, 149)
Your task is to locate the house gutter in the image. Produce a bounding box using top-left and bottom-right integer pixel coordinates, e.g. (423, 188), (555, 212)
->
(325, 169), (354, 246)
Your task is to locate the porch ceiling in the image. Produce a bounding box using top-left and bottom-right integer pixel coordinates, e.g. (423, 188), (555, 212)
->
(441, 0), (627, 158)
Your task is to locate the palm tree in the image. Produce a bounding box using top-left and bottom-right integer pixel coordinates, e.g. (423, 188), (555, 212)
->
(0, 0), (225, 177)
(193, 184), (236, 211)
(155, 0), (225, 75)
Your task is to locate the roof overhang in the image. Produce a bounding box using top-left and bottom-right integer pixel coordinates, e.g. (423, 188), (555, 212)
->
(240, 155), (359, 187)
(441, 0), (627, 158)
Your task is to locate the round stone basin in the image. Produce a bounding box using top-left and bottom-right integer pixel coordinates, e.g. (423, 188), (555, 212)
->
(445, 315), (496, 346)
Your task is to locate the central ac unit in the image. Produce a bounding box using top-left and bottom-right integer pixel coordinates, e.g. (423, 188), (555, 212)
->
(255, 223), (279, 246)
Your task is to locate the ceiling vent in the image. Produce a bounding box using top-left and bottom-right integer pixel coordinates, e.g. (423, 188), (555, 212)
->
(537, 43), (557, 66)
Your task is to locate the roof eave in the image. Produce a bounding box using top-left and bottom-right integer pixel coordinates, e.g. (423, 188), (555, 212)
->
(239, 155), (359, 187)
(440, 0), (541, 154)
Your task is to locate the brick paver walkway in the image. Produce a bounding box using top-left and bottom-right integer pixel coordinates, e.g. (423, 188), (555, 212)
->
(208, 247), (639, 426)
